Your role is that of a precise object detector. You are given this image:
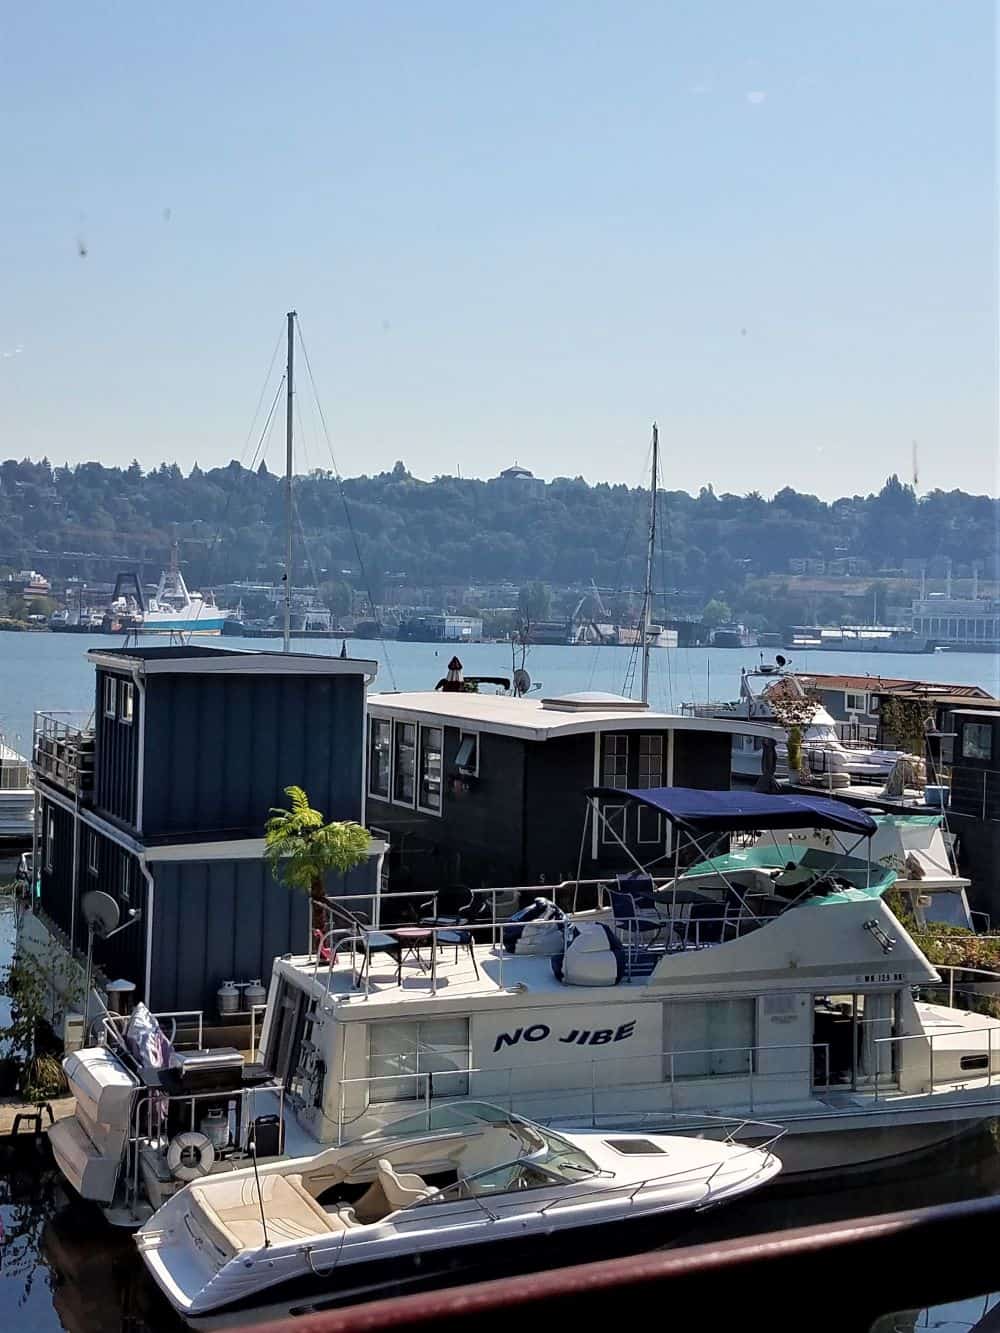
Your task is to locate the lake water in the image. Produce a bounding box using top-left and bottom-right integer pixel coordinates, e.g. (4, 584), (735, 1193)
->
(1, 630), (998, 757)
(2, 635), (1000, 1329)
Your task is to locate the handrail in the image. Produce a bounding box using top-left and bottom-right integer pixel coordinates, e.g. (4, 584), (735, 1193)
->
(333, 1042), (829, 1145)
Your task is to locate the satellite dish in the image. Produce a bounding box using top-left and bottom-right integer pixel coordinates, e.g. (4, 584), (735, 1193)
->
(512, 668), (531, 697)
(775, 654), (787, 669)
(81, 890), (121, 940)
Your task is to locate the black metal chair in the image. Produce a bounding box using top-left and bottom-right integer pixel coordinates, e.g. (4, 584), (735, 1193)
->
(418, 884), (478, 926)
(436, 926), (481, 978)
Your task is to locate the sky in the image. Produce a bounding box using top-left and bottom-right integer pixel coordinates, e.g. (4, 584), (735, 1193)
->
(0, 1), (996, 497)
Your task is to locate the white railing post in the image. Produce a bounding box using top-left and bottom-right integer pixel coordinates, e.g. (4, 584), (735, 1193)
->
(949, 967), (955, 1009)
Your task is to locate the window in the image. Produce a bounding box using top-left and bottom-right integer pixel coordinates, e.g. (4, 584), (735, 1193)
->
(368, 718), (392, 799)
(637, 735), (663, 843)
(88, 832), (99, 876)
(418, 726), (443, 814)
(845, 692), (867, 713)
(602, 734), (628, 788)
(45, 811), (55, 872)
(813, 992), (897, 1089)
(455, 732), (478, 775)
(120, 859), (131, 903)
(664, 999), (755, 1079)
(962, 722), (993, 762)
(392, 722), (417, 805)
(119, 680), (134, 723)
(637, 734), (663, 786)
(601, 804), (626, 845)
(104, 675), (117, 718)
(368, 1017), (470, 1102)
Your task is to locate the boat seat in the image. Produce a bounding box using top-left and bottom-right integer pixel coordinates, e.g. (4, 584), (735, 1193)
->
(188, 1172), (345, 1257)
(376, 1158), (437, 1211)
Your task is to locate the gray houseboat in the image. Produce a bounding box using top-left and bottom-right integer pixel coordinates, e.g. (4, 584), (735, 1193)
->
(30, 645), (384, 1021)
(366, 689), (777, 892)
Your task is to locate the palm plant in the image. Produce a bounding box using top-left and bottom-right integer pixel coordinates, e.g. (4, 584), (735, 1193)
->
(264, 786), (371, 934)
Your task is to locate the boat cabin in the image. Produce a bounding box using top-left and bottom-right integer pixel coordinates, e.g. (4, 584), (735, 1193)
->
(365, 690), (778, 892)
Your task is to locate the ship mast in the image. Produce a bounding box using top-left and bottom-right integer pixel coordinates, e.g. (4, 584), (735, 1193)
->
(283, 311), (296, 653)
(640, 422), (658, 706)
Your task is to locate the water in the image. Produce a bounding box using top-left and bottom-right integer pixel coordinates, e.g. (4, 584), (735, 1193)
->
(1, 630), (998, 759)
(2, 636), (1000, 1328)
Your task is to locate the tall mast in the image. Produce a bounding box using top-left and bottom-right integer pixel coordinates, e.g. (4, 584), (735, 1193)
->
(283, 310), (296, 654)
(640, 421), (658, 706)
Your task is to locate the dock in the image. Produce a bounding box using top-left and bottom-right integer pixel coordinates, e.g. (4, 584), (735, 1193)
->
(0, 1094), (75, 1137)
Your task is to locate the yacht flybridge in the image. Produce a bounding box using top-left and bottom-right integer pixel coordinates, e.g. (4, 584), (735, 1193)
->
(136, 1101), (781, 1325)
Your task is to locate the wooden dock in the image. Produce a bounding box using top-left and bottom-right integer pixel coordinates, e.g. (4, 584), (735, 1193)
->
(0, 1094), (75, 1137)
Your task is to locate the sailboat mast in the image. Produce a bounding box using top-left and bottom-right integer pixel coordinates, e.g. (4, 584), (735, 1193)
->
(640, 421), (658, 706)
(283, 310), (296, 654)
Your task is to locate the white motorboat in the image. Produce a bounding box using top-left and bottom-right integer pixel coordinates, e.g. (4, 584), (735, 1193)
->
(685, 666), (908, 787)
(136, 1100), (782, 1325)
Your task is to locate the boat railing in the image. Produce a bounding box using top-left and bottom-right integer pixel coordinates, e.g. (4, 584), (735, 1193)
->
(98, 1007), (205, 1052)
(872, 1021), (1000, 1100)
(333, 1042), (830, 1146)
(32, 709), (96, 797)
(124, 1077), (286, 1217)
(0, 753), (31, 791)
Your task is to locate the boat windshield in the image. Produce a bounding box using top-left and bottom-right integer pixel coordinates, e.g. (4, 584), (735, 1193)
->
(361, 1100), (521, 1141)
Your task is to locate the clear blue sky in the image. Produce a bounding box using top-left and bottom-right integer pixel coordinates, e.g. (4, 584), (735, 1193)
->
(1, 1), (995, 496)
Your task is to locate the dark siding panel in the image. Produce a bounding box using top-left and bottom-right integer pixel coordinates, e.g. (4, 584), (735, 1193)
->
(524, 735), (595, 883)
(93, 668), (139, 829)
(142, 675), (365, 839)
(149, 860), (309, 1013)
(673, 731), (732, 792)
(369, 727), (527, 892)
(38, 797), (76, 939)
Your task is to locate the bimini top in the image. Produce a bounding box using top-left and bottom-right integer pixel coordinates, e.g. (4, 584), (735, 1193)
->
(585, 786), (878, 837)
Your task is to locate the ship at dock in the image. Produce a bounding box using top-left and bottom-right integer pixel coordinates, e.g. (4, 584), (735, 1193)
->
(109, 548), (233, 636)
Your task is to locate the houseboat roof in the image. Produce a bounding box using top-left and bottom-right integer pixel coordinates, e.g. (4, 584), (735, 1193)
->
(795, 672), (991, 698)
(86, 645), (378, 679)
(368, 691), (780, 741)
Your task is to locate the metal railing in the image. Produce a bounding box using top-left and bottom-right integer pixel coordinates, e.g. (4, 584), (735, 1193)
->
(333, 1042), (830, 1146)
(32, 710), (95, 795)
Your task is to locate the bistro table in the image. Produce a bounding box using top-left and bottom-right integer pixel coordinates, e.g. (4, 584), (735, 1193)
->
(388, 926), (437, 987)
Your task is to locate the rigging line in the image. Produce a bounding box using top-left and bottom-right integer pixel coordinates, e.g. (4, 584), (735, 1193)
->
(586, 455), (649, 691)
(202, 374), (286, 583)
(238, 327), (286, 469)
(295, 318), (398, 690)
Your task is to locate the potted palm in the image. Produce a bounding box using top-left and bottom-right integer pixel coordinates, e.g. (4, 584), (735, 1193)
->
(264, 786), (371, 936)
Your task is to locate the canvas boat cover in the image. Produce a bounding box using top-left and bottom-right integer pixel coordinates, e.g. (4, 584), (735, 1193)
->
(585, 786), (878, 837)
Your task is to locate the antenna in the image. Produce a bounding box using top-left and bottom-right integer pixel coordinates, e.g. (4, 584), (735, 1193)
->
(911, 440), (919, 490)
(81, 891), (142, 1025)
(283, 311), (296, 654)
(640, 422), (658, 706)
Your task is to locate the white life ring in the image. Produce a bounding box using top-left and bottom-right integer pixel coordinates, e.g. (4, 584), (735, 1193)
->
(166, 1131), (216, 1181)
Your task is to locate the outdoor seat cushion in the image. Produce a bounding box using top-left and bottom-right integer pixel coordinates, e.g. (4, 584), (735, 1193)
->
(188, 1172), (342, 1257)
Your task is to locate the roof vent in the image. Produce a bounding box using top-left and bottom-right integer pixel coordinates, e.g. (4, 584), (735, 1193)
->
(539, 691), (649, 713)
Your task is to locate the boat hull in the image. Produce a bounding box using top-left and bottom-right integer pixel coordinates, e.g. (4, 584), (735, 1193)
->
(166, 1205), (748, 1329)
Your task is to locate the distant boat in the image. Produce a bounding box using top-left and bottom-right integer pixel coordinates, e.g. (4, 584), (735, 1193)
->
(110, 547), (233, 636)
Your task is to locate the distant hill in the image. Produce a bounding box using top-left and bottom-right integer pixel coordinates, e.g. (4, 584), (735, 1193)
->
(0, 458), (995, 609)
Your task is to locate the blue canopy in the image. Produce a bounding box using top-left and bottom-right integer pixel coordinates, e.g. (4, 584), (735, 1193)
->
(585, 786), (878, 837)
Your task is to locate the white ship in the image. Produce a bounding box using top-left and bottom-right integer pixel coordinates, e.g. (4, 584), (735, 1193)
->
(111, 549), (232, 636)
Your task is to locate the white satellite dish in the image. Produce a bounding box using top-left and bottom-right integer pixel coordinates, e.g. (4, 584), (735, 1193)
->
(81, 890), (121, 940)
(512, 668), (531, 697)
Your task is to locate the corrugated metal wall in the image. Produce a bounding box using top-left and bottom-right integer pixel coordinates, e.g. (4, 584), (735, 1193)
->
(141, 674), (365, 839)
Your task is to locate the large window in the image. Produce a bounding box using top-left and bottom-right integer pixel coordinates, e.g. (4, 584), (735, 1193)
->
(368, 1017), (470, 1102)
(601, 804), (626, 846)
(418, 726), (443, 814)
(962, 722), (993, 762)
(119, 680), (134, 724)
(368, 719), (392, 799)
(103, 675), (117, 719)
(602, 734), (629, 787)
(392, 722), (417, 805)
(813, 992), (897, 1089)
(845, 691), (867, 713)
(664, 998), (755, 1079)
